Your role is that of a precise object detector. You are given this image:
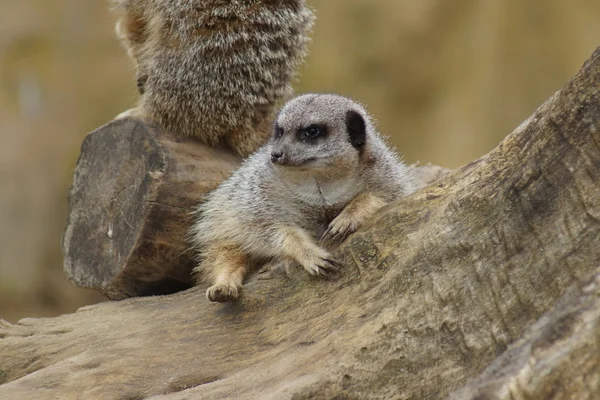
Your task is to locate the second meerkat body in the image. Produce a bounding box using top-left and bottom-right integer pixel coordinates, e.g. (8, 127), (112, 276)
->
(110, 0), (314, 157)
(191, 94), (416, 302)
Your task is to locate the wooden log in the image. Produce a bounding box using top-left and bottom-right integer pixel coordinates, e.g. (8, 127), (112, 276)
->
(61, 118), (241, 299)
(447, 268), (600, 399)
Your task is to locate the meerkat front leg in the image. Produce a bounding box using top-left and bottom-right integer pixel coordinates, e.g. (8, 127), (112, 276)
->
(277, 226), (340, 277)
(197, 244), (250, 303)
(322, 192), (388, 244)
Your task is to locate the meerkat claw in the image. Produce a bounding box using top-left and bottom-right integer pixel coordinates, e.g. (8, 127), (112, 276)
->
(320, 229), (332, 243)
(324, 230), (345, 244)
(323, 258), (341, 271)
(206, 284), (240, 303)
(316, 267), (332, 277)
(306, 257), (341, 278)
(321, 218), (356, 244)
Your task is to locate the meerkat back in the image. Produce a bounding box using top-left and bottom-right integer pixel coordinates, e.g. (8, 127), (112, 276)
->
(111, 0), (315, 157)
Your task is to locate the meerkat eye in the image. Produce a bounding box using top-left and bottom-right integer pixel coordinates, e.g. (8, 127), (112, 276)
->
(306, 125), (322, 137)
(274, 125), (284, 139)
(300, 124), (327, 141)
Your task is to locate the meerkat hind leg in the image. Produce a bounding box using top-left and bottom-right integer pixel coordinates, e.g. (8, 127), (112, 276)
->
(278, 226), (340, 277)
(322, 193), (387, 244)
(202, 245), (249, 303)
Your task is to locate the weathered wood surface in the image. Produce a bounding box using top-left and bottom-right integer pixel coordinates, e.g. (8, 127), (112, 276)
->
(1, 47), (599, 399)
(62, 120), (241, 299)
(448, 268), (600, 399)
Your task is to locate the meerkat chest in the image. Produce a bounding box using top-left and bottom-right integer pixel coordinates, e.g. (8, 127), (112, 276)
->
(290, 176), (362, 208)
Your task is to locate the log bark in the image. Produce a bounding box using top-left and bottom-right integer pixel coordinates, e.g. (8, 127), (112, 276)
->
(447, 268), (600, 399)
(62, 120), (241, 299)
(2, 47), (600, 400)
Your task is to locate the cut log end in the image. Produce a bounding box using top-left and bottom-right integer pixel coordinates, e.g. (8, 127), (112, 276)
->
(62, 118), (241, 299)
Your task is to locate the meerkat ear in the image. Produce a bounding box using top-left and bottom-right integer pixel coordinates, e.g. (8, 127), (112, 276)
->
(346, 110), (366, 149)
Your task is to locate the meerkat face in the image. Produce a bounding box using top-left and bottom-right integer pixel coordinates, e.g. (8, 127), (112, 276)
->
(270, 94), (369, 175)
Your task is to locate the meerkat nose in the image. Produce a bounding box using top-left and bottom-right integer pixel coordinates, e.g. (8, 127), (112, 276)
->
(271, 151), (284, 164)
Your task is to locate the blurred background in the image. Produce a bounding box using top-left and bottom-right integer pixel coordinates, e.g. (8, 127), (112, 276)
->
(1, 0), (599, 322)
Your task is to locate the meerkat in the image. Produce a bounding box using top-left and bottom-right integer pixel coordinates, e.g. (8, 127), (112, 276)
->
(110, 0), (315, 157)
(190, 93), (416, 302)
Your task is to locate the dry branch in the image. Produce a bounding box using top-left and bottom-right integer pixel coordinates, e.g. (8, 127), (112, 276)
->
(1, 47), (600, 399)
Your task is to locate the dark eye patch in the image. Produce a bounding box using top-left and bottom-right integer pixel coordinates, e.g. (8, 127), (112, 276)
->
(297, 124), (328, 142)
(273, 123), (284, 139)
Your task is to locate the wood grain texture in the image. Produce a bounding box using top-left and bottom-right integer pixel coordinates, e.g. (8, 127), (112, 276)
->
(448, 268), (600, 399)
(2, 46), (599, 400)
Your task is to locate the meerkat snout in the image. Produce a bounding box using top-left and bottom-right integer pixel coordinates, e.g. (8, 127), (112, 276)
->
(270, 150), (284, 164)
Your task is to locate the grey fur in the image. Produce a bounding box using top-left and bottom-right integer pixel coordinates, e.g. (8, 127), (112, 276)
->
(111, 0), (315, 156)
(190, 94), (416, 299)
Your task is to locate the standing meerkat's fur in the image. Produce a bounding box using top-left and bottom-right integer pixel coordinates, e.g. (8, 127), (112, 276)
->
(110, 0), (315, 157)
(191, 94), (416, 302)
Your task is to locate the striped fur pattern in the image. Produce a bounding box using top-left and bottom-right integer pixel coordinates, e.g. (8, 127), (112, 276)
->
(111, 0), (315, 156)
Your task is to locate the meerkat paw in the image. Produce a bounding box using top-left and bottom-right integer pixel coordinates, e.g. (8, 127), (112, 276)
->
(206, 284), (240, 303)
(301, 251), (340, 278)
(321, 213), (358, 244)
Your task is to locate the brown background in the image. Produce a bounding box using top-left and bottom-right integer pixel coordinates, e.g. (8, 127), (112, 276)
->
(1, 0), (599, 322)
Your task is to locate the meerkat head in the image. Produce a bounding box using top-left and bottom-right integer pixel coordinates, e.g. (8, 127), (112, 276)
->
(270, 94), (371, 175)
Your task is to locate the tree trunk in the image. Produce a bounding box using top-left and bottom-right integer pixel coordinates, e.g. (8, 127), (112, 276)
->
(448, 269), (599, 399)
(1, 47), (600, 400)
